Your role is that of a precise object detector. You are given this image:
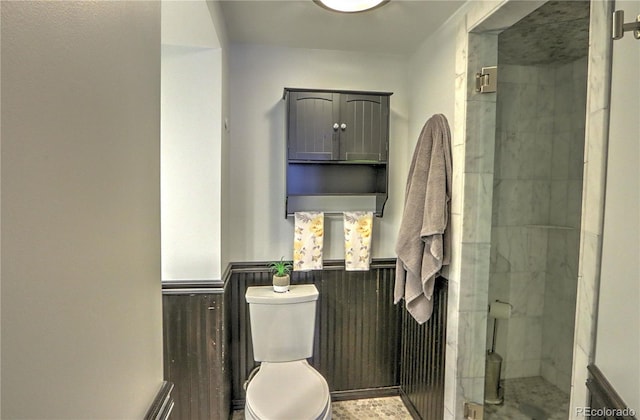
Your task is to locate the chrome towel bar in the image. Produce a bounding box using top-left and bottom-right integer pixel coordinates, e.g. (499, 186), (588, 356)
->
(613, 10), (640, 40)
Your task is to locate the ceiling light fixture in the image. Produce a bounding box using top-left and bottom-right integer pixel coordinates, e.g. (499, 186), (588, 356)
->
(314, 0), (389, 13)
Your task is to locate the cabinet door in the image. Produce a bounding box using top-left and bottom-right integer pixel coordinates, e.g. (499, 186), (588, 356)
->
(339, 94), (389, 161)
(288, 91), (340, 160)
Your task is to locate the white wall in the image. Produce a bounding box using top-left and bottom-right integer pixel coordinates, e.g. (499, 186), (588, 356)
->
(206, 0), (232, 273)
(162, 0), (220, 48)
(408, 14), (459, 148)
(161, 0), (229, 281)
(595, 0), (640, 411)
(161, 45), (223, 280)
(228, 45), (409, 262)
(1, 2), (163, 418)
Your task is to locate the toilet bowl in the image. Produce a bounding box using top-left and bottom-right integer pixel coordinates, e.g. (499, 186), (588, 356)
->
(245, 360), (331, 420)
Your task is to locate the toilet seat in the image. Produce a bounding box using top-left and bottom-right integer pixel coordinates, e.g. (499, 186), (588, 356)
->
(245, 360), (331, 420)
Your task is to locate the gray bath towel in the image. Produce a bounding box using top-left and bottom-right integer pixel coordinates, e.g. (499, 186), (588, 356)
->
(395, 114), (452, 324)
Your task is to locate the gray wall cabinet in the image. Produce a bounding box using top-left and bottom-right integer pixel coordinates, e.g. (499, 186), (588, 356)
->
(283, 88), (392, 217)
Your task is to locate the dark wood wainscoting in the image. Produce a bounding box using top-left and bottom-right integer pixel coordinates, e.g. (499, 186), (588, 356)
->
(162, 286), (230, 420)
(228, 260), (401, 407)
(162, 261), (449, 419)
(400, 277), (448, 420)
(586, 364), (637, 420)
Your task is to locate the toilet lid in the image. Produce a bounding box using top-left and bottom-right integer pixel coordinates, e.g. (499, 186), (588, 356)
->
(246, 360), (330, 419)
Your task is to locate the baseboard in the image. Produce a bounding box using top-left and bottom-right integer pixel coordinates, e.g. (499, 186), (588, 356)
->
(330, 386), (401, 402)
(144, 381), (174, 420)
(399, 388), (423, 420)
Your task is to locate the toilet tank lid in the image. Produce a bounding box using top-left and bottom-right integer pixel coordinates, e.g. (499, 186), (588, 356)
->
(246, 284), (318, 304)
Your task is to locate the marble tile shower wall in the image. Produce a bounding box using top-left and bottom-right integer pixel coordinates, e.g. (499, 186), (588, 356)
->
(542, 57), (587, 393)
(489, 63), (555, 381)
(488, 59), (587, 390)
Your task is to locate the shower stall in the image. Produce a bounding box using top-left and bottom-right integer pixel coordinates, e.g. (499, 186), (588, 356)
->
(483, 1), (590, 418)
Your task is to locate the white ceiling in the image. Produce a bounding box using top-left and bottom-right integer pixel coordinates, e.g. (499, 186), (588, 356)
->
(218, 0), (465, 56)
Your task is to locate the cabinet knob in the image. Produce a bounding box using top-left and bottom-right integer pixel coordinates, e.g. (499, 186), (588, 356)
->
(340, 123), (347, 130)
(333, 123), (339, 131)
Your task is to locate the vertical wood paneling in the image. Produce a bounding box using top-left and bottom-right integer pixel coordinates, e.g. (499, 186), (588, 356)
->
(162, 292), (230, 420)
(228, 263), (401, 406)
(399, 277), (448, 419)
(586, 365), (637, 420)
(162, 262), (447, 419)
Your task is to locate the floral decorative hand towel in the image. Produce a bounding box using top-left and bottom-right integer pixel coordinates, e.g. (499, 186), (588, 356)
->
(293, 212), (324, 271)
(343, 211), (373, 271)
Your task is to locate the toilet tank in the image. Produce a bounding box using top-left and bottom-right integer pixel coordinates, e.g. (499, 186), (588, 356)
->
(245, 284), (318, 362)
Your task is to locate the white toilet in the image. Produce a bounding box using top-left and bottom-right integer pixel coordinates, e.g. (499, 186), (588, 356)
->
(244, 284), (331, 420)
